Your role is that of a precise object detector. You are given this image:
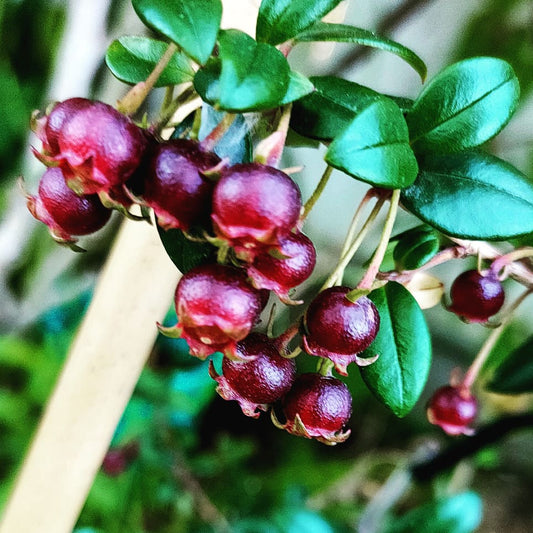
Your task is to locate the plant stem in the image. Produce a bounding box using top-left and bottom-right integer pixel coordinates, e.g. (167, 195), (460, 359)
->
(358, 189), (400, 290)
(461, 287), (533, 390)
(117, 42), (179, 116)
(301, 165), (334, 221)
(199, 113), (237, 152)
(321, 198), (386, 290)
(255, 104), (293, 167)
(341, 189), (377, 258)
(490, 247), (533, 277)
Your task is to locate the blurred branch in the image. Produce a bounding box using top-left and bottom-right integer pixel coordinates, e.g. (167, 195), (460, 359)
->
(329, 0), (435, 75)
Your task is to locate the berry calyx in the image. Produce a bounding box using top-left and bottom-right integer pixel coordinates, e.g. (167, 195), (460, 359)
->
(141, 139), (222, 230)
(427, 385), (478, 436)
(212, 163), (302, 259)
(449, 269), (505, 323)
(303, 287), (380, 375)
(209, 333), (296, 418)
(246, 231), (316, 304)
(26, 166), (111, 246)
(161, 264), (263, 359)
(276, 373), (352, 445)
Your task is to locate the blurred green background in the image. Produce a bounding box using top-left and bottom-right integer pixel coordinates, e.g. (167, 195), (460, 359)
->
(1, 1), (533, 531)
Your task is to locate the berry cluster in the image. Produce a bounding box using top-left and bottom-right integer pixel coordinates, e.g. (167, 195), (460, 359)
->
(27, 97), (387, 445)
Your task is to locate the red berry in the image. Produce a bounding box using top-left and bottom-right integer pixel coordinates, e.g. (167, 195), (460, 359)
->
(171, 264), (263, 359)
(212, 163), (302, 258)
(35, 98), (147, 195)
(142, 139), (221, 230)
(101, 449), (128, 477)
(427, 385), (478, 436)
(26, 166), (111, 244)
(209, 333), (296, 418)
(449, 269), (504, 322)
(280, 373), (352, 444)
(303, 287), (380, 375)
(247, 231), (316, 304)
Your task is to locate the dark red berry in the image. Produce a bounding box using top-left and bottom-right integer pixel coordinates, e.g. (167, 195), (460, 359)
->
(166, 264), (263, 359)
(303, 287), (380, 375)
(26, 166), (111, 244)
(212, 163), (302, 258)
(427, 385), (478, 436)
(209, 333), (296, 418)
(34, 98), (147, 196)
(101, 442), (139, 477)
(279, 373), (352, 444)
(142, 139), (221, 230)
(247, 231), (316, 304)
(449, 269), (504, 322)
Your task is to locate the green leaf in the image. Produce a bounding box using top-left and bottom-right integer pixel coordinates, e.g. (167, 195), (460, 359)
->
(291, 76), (383, 140)
(132, 0), (222, 65)
(392, 225), (440, 270)
(157, 225), (216, 274)
(194, 29), (290, 112)
(487, 336), (533, 394)
(294, 22), (427, 81)
(325, 98), (418, 189)
(256, 0), (343, 45)
(407, 57), (520, 154)
(281, 71), (315, 105)
(360, 282), (431, 417)
(401, 151), (533, 240)
(386, 492), (482, 533)
(105, 36), (195, 87)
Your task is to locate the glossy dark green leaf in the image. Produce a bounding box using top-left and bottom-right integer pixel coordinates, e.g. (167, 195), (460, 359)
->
(360, 282), (431, 417)
(325, 98), (418, 189)
(407, 57), (520, 154)
(280, 71), (315, 105)
(194, 30), (290, 112)
(157, 225), (216, 274)
(105, 36), (194, 87)
(295, 22), (427, 81)
(291, 76), (382, 140)
(386, 492), (482, 533)
(401, 151), (533, 240)
(487, 336), (533, 394)
(256, 0), (343, 45)
(132, 0), (222, 65)
(393, 225), (440, 270)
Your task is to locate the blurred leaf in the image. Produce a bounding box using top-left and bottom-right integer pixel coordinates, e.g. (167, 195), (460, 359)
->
(105, 36), (194, 86)
(401, 151), (533, 240)
(360, 282), (432, 417)
(325, 99), (418, 189)
(132, 0), (222, 65)
(111, 398), (154, 447)
(386, 491), (483, 533)
(407, 57), (519, 154)
(256, 0), (343, 45)
(393, 225), (440, 270)
(295, 22), (426, 81)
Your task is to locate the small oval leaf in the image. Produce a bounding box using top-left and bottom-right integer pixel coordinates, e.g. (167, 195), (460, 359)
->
(401, 151), (533, 240)
(132, 0), (222, 65)
(393, 225), (440, 271)
(407, 57), (520, 154)
(487, 336), (533, 394)
(295, 22), (426, 81)
(256, 0), (343, 45)
(360, 282), (432, 417)
(325, 98), (418, 189)
(386, 492), (483, 533)
(105, 36), (194, 87)
(281, 71), (315, 105)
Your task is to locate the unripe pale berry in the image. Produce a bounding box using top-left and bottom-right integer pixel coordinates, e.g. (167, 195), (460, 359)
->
(427, 385), (478, 436)
(303, 287), (380, 375)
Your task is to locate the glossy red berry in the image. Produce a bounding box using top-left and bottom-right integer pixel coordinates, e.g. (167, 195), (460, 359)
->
(212, 163), (302, 258)
(209, 333), (296, 418)
(26, 166), (111, 245)
(164, 264), (263, 359)
(303, 287), (380, 375)
(34, 98), (147, 196)
(427, 385), (478, 436)
(449, 269), (504, 322)
(279, 373), (352, 444)
(142, 139), (221, 230)
(247, 231), (316, 304)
